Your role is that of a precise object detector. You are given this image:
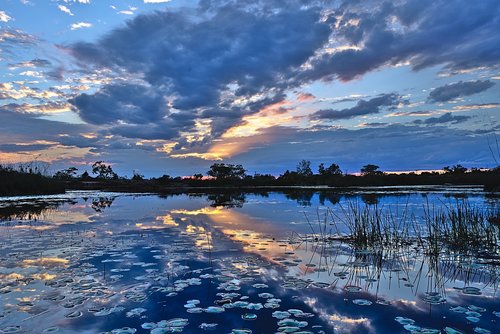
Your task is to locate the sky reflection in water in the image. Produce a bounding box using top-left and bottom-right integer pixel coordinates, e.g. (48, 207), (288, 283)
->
(0, 188), (498, 334)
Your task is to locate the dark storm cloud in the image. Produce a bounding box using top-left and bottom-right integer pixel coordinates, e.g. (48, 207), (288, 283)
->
(427, 80), (495, 103)
(69, 5), (329, 101)
(312, 93), (403, 120)
(108, 122), (185, 140)
(69, 83), (169, 125)
(66, 0), (500, 143)
(301, 0), (500, 81)
(67, 1), (331, 138)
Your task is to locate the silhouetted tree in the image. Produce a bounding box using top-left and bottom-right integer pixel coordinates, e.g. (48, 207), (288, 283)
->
(319, 192), (341, 205)
(92, 161), (118, 179)
(361, 164), (383, 175)
(207, 163), (246, 179)
(132, 170), (144, 181)
(207, 192), (246, 207)
(154, 174), (172, 185)
(251, 173), (276, 185)
(81, 171), (91, 180)
(361, 193), (380, 205)
(443, 164), (467, 174)
(54, 167), (78, 180)
(285, 190), (314, 206)
(296, 160), (313, 177)
(318, 163), (342, 176)
(193, 173), (204, 180)
(91, 197), (115, 212)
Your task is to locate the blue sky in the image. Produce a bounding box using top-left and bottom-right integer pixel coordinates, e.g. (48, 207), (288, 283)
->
(0, 0), (499, 177)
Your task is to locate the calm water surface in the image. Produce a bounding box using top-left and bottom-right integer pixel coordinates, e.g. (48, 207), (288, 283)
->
(0, 187), (498, 334)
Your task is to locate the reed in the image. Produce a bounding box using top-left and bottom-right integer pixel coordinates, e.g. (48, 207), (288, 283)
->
(321, 199), (499, 254)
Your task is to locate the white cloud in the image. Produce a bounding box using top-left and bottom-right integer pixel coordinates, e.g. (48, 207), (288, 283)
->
(70, 22), (92, 30)
(118, 6), (138, 15)
(63, 0), (90, 4)
(144, 0), (172, 3)
(0, 11), (12, 22)
(58, 5), (74, 16)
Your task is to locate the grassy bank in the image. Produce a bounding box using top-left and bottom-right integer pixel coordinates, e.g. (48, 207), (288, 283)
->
(0, 167), (65, 197)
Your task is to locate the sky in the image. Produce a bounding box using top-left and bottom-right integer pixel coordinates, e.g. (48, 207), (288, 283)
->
(0, 0), (499, 177)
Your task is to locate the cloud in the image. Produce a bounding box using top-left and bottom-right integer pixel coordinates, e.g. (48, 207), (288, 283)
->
(452, 103), (499, 110)
(312, 93), (403, 120)
(68, 2), (330, 141)
(70, 22), (92, 30)
(64, 0), (500, 154)
(0, 109), (89, 145)
(427, 80), (495, 102)
(416, 112), (471, 124)
(0, 101), (71, 114)
(357, 122), (389, 128)
(58, 5), (74, 16)
(228, 124), (498, 173)
(69, 83), (169, 125)
(0, 143), (54, 153)
(9, 58), (52, 69)
(0, 82), (69, 102)
(62, 0), (90, 4)
(0, 11), (12, 22)
(69, 4), (328, 105)
(144, 0), (172, 3)
(388, 103), (500, 117)
(108, 122), (182, 140)
(0, 28), (36, 46)
(296, 92), (315, 102)
(301, 0), (500, 81)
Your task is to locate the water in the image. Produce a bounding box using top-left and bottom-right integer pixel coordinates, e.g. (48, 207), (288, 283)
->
(0, 187), (498, 334)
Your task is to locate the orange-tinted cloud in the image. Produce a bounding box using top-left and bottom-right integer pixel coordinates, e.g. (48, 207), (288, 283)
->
(296, 92), (316, 102)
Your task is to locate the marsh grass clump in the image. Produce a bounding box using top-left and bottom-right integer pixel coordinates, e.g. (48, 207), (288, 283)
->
(422, 201), (499, 252)
(315, 199), (499, 254)
(293, 200), (498, 303)
(330, 202), (412, 248)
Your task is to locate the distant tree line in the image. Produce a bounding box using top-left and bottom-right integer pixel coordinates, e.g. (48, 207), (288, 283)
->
(54, 160), (499, 193)
(3, 159), (497, 197)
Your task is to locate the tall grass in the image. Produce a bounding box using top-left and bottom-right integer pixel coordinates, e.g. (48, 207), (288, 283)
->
(295, 200), (499, 295)
(0, 165), (65, 196)
(422, 201), (499, 251)
(326, 200), (499, 253)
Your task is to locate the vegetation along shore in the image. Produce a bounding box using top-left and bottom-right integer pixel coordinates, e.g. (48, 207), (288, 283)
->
(1, 160), (498, 197)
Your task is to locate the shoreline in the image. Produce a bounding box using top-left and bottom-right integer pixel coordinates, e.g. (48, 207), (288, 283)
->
(1, 183), (497, 200)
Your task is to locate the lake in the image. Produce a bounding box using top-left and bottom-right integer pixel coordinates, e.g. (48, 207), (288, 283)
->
(0, 187), (498, 334)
